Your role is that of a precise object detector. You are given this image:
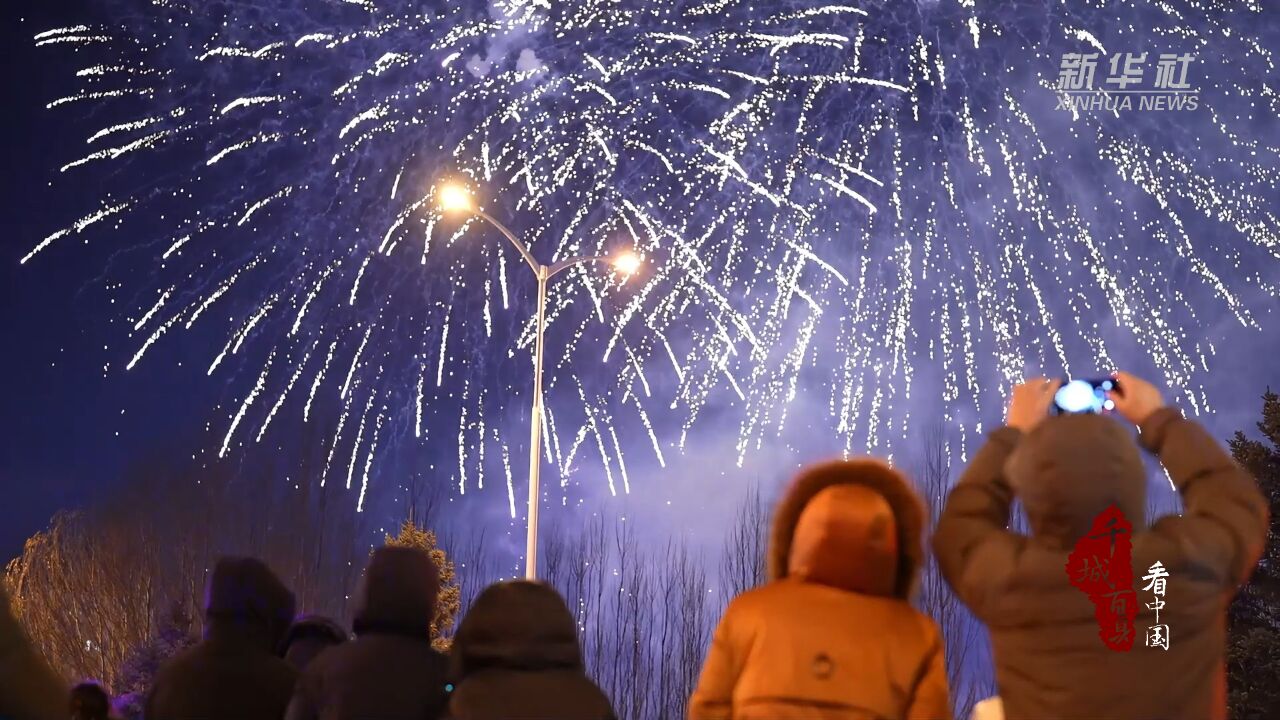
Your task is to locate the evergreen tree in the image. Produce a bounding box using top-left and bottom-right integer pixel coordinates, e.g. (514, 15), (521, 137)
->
(112, 602), (197, 720)
(385, 520), (460, 651)
(1227, 389), (1280, 719)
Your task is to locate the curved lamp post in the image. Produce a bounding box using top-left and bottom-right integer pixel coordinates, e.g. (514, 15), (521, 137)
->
(439, 183), (641, 579)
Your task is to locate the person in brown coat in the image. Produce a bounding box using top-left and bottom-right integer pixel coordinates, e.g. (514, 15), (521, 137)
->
(933, 372), (1269, 720)
(284, 546), (450, 720)
(145, 556), (298, 720)
(689, 459), (952, 720)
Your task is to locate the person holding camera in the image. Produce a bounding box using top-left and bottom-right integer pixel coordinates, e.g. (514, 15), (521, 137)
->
(933, 371), (1267, 720)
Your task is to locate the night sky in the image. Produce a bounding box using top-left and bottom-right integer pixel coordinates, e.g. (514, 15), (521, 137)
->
(4, 1), (133, 558)
(2, 2), (256, 559)
(3, 1), (1279, 568)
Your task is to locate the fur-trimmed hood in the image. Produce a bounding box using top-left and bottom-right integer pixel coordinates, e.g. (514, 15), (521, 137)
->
(769, 458), (925, 599)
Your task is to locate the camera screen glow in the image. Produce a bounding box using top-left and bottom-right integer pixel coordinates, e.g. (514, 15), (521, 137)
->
(1055, 380), (1106, 414)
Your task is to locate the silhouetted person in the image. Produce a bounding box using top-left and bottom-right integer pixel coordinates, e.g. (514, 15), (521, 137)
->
(689, 459), (951, 720)
(933, 372), (1268, 720)
(285, 547), (449, 720)
(69, 682), (111, 720)
(447, 580), (615, 720)
(282, 616), (347, 671)
(0, 584), (65, 720)
(146, 556), (297, 720)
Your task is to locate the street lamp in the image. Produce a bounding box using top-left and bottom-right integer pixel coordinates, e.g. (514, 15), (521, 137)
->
(438, 182), (641, 580)
(438, 183), (474, 214)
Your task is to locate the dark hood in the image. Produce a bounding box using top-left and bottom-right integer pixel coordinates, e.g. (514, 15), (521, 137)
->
(203, 556), (296, 651)
(1005, 413), (1146, 550)
(352, 546), (439, 639)
(451, 581), (582, 679)
(769, 458), (925, 599)
(282, 614), (348, 650)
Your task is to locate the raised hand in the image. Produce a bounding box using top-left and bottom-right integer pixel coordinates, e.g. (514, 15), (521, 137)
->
(1110, 371), (1166, 426)
(1006, 377), (1062, 432)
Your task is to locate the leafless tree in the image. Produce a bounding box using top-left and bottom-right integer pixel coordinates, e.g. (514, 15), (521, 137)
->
(665, 541), (711, 718)
(4, 511), (158, 685)
(913, 419), (996, 720)
(613, 521), (651, 719)
(580, 516), (609, 680)
(403, 471), (449, 535)
(542, 526), (567, 592)
(651, 542), (678, 711)
(538, 515), (716, 717)
(453, 526), (495, 625)
(718, 483), (767, 601)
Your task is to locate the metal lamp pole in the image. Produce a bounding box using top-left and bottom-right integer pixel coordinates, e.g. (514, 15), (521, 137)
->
(465, 208), (625, 580)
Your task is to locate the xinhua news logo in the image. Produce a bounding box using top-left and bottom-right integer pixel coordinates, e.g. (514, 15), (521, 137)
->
(1055, 52), (1199, 112)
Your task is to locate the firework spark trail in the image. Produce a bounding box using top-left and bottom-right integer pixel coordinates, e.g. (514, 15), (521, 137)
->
(357, 411), (385, 512)
(497, 429), (515, 518)
(345, 392), (377, 491)
(27, 1), (1280, 512)
(304, 341), (338, 423)
(220, 351), (275, 458)
(21, 200), (132, 264)
(133, 288), (172, 331)
(257, 341), (318, 443)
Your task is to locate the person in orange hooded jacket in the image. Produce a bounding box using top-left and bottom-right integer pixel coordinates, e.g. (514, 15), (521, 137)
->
(689, 459), (952, 720)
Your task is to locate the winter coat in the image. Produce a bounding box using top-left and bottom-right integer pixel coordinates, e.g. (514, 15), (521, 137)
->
(285, 547), (450, 720)
(689, 459), (951, 720)
(146, 556), (298, 720)
(0, 585), (65, 720)
(447, 580), (615, 720)
(933, 409), (1269, 720)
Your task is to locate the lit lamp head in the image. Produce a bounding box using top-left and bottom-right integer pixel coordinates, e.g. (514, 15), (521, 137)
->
(438, 184), (473, 214)
(611, 251), (642, 275)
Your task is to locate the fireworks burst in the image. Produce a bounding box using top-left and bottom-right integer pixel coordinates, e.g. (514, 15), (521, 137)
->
(27, 0), (1280, 509)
